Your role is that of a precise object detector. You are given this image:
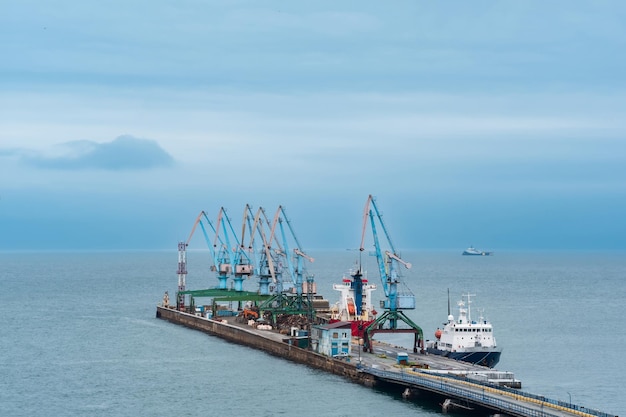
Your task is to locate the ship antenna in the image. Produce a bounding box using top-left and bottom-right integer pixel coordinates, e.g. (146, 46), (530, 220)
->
(447, 288), (450, 316)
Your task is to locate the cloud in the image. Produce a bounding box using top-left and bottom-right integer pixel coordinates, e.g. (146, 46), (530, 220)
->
(2, 135), (175, 170)
(0, 148), (24, 157)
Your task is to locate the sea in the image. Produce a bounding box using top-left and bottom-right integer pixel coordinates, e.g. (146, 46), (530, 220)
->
(0, 249), (624, 417)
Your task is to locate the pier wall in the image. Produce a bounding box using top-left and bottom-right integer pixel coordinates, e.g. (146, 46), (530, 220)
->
(156, 306), (375, 387)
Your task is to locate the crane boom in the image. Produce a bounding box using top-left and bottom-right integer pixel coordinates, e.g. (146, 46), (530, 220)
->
(185, 211), (207, 245)
(360, 195), (398, 254)
(386, 251), (411, 269)
(295, 248), (314, 263)
(367, 206), (390, 297)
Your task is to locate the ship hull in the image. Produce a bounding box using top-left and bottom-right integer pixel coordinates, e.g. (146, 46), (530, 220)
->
(426, 347), (501, 368)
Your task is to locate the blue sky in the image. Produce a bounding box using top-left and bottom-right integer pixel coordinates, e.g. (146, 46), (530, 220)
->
(1, 1), (625, 251)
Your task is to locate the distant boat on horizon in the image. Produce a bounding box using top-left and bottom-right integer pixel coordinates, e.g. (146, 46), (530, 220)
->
(462, 246), (493, 256)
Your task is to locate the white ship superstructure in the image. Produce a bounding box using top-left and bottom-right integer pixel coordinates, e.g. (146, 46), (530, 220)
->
(426, 293), (501, 368)
(331, 268), (377, 322)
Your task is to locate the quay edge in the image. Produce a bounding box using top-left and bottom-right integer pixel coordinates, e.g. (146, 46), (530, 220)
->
(156, 305), (376, 387)
(156, 305), (617, 417)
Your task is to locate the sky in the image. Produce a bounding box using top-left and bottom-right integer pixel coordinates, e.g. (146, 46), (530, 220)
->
(1, 0), (625, 251)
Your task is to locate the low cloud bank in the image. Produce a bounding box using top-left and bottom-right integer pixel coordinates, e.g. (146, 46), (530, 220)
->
(1, 135), (175, 170)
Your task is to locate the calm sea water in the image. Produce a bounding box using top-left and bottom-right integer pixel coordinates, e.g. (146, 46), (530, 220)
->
(0, 250), (623, 416)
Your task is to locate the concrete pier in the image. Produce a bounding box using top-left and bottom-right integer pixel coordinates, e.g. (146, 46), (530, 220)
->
(156, 305), (615, 417)
(156, 306), (375, 386)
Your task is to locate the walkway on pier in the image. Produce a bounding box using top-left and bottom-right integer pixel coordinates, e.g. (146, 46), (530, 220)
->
(361, 366), (614, 417)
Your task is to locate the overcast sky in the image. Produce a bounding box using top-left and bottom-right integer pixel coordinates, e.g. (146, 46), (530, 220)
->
(1, 1), (625, 251)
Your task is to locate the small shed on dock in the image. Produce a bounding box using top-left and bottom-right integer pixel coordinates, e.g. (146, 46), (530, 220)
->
(396, 352), (409, 365)
(311, 321), (352, 358)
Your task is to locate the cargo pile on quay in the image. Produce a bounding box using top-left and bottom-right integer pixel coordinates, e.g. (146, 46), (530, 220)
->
(156, 197), (616, 417)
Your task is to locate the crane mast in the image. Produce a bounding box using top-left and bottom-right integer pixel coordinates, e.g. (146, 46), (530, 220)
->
(175, 210), (210, 310)
(196, 210), (230, 290)
(233, 205), (255, 285)
(176, 241), (187, 310)
(253, 207), (280, 295)
(219, 207), (254, 291)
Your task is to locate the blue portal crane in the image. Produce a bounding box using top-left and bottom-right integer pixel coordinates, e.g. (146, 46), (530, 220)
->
(272, 205), (315, 312)
(244, 205), (318, 324)
(175, 210), (222, 310)
(195, 209), (233, 290)
(181, 208), (254, 292)
(216, 207), (254, 291)
(175, 207), (265, 313)
(245, 206), (279, 295)
(174, 204), (317, 324)
(359, 195), (424, 353)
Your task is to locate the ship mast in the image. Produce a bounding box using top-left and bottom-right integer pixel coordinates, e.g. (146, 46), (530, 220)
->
(463, 292), (476, 322)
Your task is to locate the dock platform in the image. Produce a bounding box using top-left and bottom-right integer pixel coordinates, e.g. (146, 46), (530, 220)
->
(156, 305), (616, 417)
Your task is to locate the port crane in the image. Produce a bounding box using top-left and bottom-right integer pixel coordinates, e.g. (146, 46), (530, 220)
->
(175, 208), (265, 313)
(173, 204), (319, 324)
(359, 195), (424, 353)
(246, 205), (280, 296)
(189, 209), (236, 290)
(175, 209), (225, 310)
(270, 206), (316, 313)
(252, 206), (317, 322)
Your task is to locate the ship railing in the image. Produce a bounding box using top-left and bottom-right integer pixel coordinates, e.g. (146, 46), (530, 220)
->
(366, 367), (556, 417)
(411, 369), (614, 417)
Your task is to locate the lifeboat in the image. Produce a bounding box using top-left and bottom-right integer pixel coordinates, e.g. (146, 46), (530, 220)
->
(347, 298), (356, 315)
